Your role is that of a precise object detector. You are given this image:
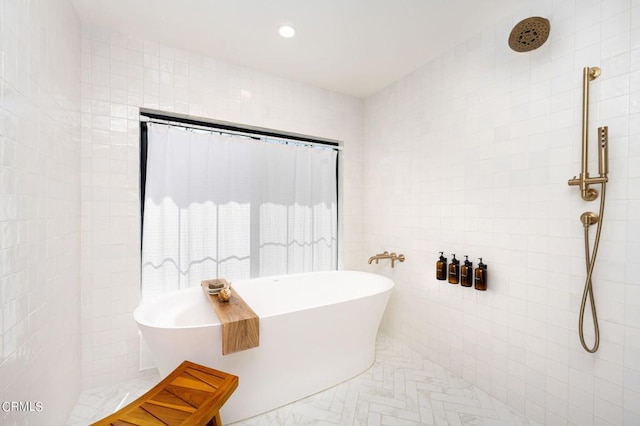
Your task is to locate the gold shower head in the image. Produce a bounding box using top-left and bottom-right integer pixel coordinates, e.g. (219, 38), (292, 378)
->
(508, 17), (550, 52)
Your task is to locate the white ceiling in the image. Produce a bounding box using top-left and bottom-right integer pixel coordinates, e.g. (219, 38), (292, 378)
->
(70, 0), (535, 98)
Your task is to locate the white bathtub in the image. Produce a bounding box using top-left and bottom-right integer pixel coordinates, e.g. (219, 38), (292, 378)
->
(134, 270), (394, 423)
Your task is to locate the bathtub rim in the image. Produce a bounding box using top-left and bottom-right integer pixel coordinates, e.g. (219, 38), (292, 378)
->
(134, 270), (394, 330)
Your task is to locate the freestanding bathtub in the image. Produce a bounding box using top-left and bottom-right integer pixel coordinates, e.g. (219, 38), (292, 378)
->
(134, 270), (394, 423)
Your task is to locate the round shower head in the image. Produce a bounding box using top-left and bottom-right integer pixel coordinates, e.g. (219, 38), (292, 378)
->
(508, 17), (550, 52)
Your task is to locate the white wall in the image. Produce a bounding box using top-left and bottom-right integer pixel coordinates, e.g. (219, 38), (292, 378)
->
(79, 25), (364, 388)
(0, 0), (82, 424)
(367, 0), (640, 424)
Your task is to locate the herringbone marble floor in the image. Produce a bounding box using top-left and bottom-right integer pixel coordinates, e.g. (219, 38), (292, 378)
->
(68, 334), (537, 425)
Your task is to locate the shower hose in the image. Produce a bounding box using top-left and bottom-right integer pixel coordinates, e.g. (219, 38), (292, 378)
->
(579, 182), (606, 353)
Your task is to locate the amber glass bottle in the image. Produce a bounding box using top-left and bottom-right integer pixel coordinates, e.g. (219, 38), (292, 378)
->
(460, 255), (473, 287)
(474, 258), (487, 291)
(436, 252), (447, 280)
(448, 254), (460, 284)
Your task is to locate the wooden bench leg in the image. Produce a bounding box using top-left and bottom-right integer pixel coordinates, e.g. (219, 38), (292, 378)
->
(206, 411), (222, 426)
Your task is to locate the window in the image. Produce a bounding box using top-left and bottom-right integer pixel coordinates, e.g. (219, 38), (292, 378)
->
(140, 115), (340, 301)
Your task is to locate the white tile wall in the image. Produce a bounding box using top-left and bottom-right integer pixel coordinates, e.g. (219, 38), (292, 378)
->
(0, 0), (82, 424)
(79, 25), (364, 388)
(367, 0), (640, 424)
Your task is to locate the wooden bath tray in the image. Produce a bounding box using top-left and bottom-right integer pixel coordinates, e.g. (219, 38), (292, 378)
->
(201, 280), (259, 355)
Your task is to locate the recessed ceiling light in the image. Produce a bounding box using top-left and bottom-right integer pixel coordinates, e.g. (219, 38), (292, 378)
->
(278, 25), (295, 38)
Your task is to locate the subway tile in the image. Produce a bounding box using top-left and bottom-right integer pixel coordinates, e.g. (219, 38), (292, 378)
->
(602, 11), (631, 39)
(594, 396), (624, 425)
(625, 367), (640, 393)
(624, 388), (640, 415)
(625, 408), (640, 424)
(600, 73), (630, 99)
(603, 31), (632, 59)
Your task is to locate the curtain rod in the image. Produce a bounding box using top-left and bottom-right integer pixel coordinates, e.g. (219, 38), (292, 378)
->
(140, 113), (342, 151)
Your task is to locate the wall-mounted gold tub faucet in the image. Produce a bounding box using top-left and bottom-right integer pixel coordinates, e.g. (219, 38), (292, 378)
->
(368, 251), (405, 268)
(568, 66), (609, 354)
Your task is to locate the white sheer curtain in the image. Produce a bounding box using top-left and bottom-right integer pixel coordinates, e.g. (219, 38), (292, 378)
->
(141, 123), (338, 302)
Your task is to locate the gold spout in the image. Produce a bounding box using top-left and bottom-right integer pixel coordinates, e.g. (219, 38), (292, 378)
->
(368, 251), (389, 264)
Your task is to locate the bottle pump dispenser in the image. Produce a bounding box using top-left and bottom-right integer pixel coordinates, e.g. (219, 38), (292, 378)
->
(448, 254), (460, 284)
(460, 255), (473, 287)
(474, 258), (487, 291)
(436, 252), (447, 280)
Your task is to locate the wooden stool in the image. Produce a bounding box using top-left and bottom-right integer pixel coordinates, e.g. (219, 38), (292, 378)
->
(91, 360), (238, 426)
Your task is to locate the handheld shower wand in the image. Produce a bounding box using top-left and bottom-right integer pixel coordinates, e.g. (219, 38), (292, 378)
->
(598, 126), (609, 177)
(579, 127), (608, 228)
